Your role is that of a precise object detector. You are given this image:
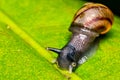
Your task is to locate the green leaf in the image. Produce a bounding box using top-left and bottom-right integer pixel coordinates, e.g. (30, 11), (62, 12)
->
(0, 0), (120, 80)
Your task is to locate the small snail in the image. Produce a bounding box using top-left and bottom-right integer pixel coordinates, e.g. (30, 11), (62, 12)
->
(47, 3), (114, 72)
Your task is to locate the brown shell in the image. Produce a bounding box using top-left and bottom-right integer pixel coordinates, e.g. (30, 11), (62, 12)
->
(70, 2), (114, 34)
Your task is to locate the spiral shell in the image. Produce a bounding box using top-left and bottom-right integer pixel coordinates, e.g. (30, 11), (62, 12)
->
(70, 2), (114, 34)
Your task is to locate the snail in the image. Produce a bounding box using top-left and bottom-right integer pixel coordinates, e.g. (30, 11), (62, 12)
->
(47, 2), (114, 72)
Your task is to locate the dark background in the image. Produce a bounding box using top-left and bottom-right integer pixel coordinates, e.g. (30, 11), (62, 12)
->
(84, 0), (120, 16)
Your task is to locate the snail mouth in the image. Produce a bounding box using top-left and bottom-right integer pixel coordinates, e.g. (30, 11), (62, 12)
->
(57, 57), (70, 70)
(47, 47), (71, 69)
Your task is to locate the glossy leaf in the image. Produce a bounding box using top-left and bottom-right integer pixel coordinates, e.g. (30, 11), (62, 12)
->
(0, 0), (120, 80)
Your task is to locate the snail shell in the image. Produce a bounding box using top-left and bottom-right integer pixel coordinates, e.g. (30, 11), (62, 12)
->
(70, 2), (114, 34)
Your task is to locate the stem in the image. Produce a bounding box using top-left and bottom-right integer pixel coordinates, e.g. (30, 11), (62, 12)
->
(0, 10), (82, 80)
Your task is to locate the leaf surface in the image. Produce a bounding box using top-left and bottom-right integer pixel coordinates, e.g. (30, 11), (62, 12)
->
(0, 0), (119, 80)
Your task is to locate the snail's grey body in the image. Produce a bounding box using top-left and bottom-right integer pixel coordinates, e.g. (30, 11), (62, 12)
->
(56, 25), (99, 70)
(69, 24), (99, 52)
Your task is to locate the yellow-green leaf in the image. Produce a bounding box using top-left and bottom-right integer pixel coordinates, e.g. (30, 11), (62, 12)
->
(0, 0), (120, 80)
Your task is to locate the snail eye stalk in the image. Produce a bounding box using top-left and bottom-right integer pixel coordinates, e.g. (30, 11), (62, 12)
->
(47, 47), (61, 54)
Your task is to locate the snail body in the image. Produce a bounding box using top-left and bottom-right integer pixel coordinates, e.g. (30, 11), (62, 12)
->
(47, 3), (114, 72)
